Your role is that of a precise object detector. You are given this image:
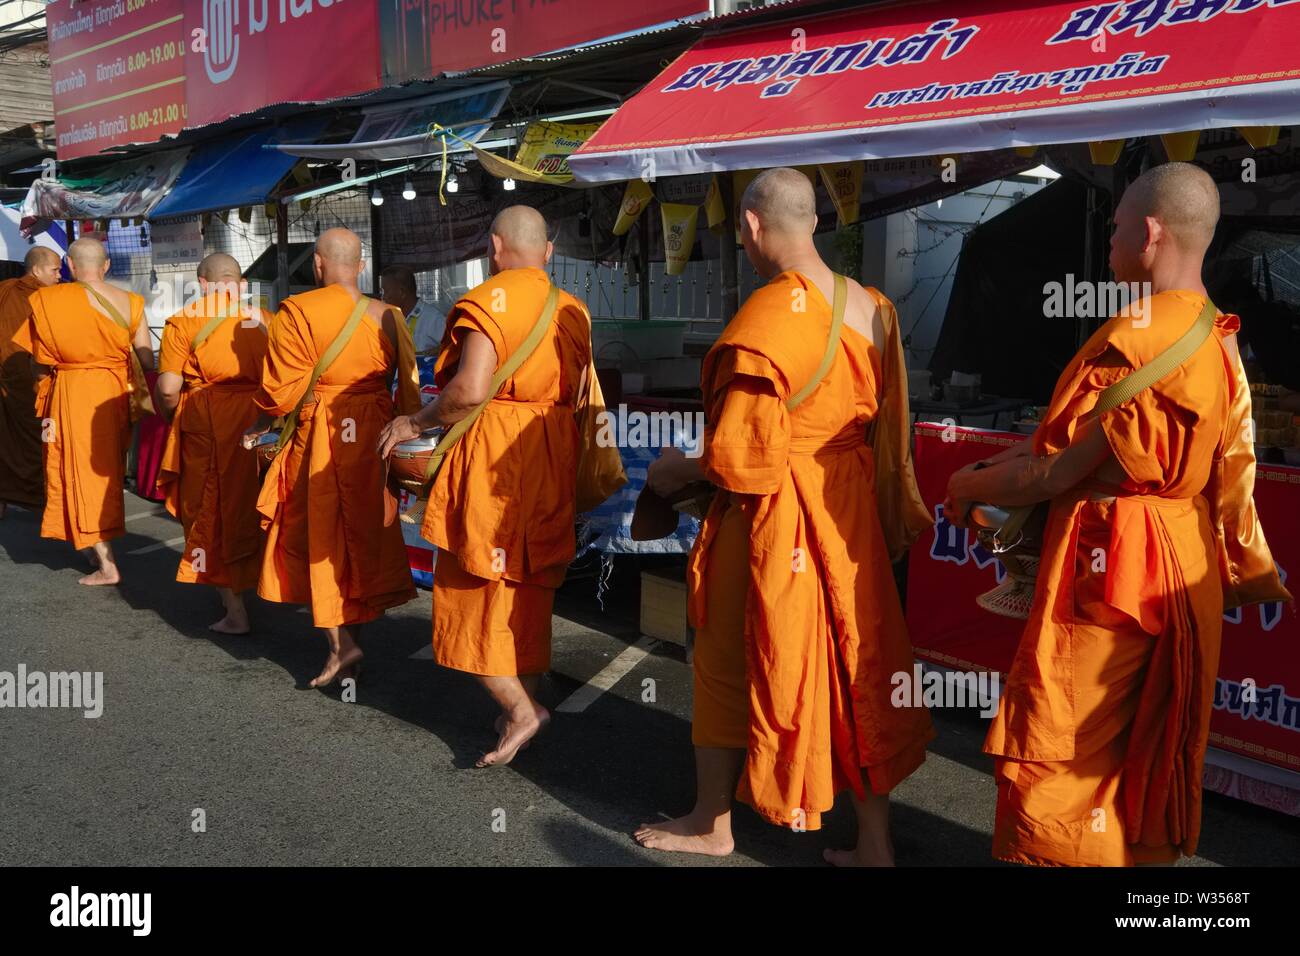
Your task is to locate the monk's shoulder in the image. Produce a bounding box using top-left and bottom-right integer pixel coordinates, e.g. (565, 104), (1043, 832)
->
(1090, 291), (1199, 367)
(723, 273), (824, 366)
(285, 286), (336, 313)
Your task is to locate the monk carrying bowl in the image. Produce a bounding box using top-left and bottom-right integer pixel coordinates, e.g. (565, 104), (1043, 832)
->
(387, 429), (441, 496)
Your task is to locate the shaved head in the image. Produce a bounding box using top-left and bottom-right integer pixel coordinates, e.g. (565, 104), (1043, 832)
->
(24, 246), (60, 272)
(488, 205), (551, 273)
(316, 227), (362, 265)
(1109, 161), (1221, 286)
(491, 205), (549, 252)
(313, 227), (365, 289)
(66, 237), (109, 283)
(198, 252), (241, 282)
(741, 167), (816, 234)
(23, 246), (61, 287)
(68, 237), (107, 267)
(1122, 161), (1220, 252)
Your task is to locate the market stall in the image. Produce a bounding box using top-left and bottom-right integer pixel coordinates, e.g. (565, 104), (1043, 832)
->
(908, 422), (1300, 815)
(562, 0), (1300, 811)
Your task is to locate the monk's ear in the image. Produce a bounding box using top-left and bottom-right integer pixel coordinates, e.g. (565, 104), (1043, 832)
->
(544, 240), (554, 265)
(742, 208), (760, 240)
(1142, 215), (1163, 254)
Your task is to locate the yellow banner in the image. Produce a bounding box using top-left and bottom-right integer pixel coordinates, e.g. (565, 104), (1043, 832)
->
(660, 202), (699, 276)
(470, 120), (601, 187)
(613, 179), (653, 236)
(818, 162), (863, 227)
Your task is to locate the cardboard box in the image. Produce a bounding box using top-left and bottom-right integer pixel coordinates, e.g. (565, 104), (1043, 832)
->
(640, 568), (689, 646)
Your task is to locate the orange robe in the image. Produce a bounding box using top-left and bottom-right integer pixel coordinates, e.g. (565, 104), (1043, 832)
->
(13, 284), (144, 549)
(154, 291), (268, 591)
(254, 284), (420, 627)
(0, 276), (46, 508)
(423, 266), (591, 676)
(689, 271), (935, 831)
(984, 290), (1289, 866)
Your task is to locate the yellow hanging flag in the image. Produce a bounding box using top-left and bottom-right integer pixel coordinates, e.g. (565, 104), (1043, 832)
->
(704, 176), (725, 232)
(660, 202), (699, 276)
(613, 179), (653, 236)
(818, 162), (863, 227)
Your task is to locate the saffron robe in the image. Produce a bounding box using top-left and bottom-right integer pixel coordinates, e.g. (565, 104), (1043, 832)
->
(14, 283), (144, 549)
(984, 290), (1290, 866)
(423, 267), (592, 676)
(0, 276), (46, 507)
(155, 291), (268, 590)
(689, 271), (935, 831)
(254, 284), (421, 628)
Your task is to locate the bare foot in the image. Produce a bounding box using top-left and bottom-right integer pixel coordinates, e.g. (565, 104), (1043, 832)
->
(823, 843), (895, 867)
(477, 703), (549, 768)
(493, 714), (533, 753)
(209, 615), (251, 635)
(309, 646), (364, 688)
(634, 814), (734, 857)
(79, 567), (121, 586)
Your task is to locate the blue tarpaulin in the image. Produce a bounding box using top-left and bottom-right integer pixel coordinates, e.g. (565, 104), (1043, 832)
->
(149, 117), (329, 220)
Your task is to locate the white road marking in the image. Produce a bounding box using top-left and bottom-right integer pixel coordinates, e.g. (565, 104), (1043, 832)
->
(408, 645), (434, 660)
(555, 636), (658, 714)
(124, 509), (167, 524)
(128, 535), (185, 555)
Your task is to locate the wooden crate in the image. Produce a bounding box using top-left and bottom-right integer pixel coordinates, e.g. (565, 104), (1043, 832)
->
(640, 568), (689, 646)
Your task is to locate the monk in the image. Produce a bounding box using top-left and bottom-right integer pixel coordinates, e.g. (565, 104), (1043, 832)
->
(0, 247), (62, 518)
(377, 205), (592, 768)
(154, 253), (268, 634)
(244, 228), (420, 687)
(13, 237), (153, 585)
(944, 162), (1290, 866)
(635, 168), (935, 863)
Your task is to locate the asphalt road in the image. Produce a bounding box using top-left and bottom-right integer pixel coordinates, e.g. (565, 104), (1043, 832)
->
(1, 494), (1296, 867)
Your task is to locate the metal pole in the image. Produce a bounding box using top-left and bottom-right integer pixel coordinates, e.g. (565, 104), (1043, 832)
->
(275, 202), (289, 308)
(370, 189), (384, 296)
(719, 172), (739, 323)
(638, 208), (651, 321)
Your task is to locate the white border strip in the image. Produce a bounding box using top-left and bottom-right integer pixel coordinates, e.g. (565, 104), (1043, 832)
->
(570, 79), (1300, 182)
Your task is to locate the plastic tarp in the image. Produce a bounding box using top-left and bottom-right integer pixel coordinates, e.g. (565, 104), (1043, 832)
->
(149, 117), (330, 220)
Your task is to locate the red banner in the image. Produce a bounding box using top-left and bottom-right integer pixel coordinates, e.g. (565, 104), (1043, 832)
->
(184, 0), (382, 128)
(906, 424), (1300, 776)
(47, 0), (187, 161)
(380, 0), (709, 83)
(571, 0), (1300, 180)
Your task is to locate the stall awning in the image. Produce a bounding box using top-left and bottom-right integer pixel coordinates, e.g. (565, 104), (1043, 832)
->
(570, 0), (1300, 182)
(149, 117), (330, 220)
(268, 83), (510, 161)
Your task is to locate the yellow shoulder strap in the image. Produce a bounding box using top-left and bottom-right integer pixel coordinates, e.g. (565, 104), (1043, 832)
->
(787, 272), (846, 411)
(272, 295), (370, 455)
(420, 284), (559, 486)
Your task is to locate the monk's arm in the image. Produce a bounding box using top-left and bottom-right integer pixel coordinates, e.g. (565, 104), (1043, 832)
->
(376, 328), (495, 458)
(419, 329), (495, 427)
(133, 317), (155, 372)
(945, 417), (1114, 521)
(155, 372), (182, 421)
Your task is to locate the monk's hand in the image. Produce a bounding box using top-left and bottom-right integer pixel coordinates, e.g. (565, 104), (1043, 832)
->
(241, 415), (273, 450)
(647, 447), (691, 497)
(943, 494), (974, 528)
(377, 414), (422, 460)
